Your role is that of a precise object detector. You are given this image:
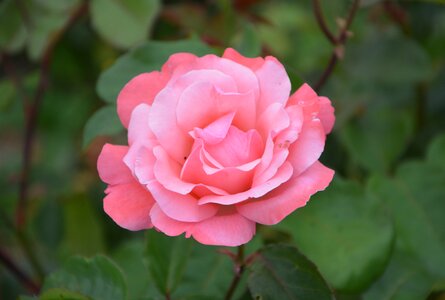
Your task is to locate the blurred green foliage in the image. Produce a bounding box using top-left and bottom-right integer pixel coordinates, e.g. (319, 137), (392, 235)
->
(1, 0), (445, 299)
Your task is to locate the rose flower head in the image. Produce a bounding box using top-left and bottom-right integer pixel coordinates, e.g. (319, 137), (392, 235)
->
(97, 48), (335, 246)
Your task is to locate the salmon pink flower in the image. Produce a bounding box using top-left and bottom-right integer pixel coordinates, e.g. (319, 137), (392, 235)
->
(97, 48), (335, 246)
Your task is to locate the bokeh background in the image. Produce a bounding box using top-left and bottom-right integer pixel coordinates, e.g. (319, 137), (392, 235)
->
(1, 0), (445, 299)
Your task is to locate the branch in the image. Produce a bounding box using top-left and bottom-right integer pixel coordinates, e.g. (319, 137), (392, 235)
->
(16, 1), (88, 230)
(312, 0), (338, 45)
(0, 247), (40, 294)
(313, 0), (361, 92)
(224, 245), (246, 300)
(12, 0), (88, 284)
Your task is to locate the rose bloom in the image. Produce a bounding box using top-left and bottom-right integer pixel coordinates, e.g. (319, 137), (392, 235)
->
(97, 48), (335, 246)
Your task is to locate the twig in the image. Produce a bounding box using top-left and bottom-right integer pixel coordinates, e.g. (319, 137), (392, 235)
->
(312, 0), (338, 45)
(224, 245), (246, 300)
(0, 247), (40, 294)
(12, 0), (88, 285)
(16, 1), (88, 230)
(313, 0), (361, 92)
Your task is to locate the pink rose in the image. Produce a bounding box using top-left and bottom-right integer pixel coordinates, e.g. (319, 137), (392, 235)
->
(97, 48), (335, 246)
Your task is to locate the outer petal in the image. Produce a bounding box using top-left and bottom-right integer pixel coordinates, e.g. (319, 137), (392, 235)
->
(222, 48), (265, 71)
(97, 144), (133, 185)
(161, 52), (198, 75)
(150, 204), (191, 237)
(237, 161), (334, 225)
(127, 104), (156, 145)
(104, 182), (154, 230)
(255, 57), (291, 113)
(288, 118), (326, 176)
(318, 96), (335, 134)
(191, 211), (256, 246)
(146, 181), (218, 222)
(287, 83), (318, 106)
(117, 72), (168, 128)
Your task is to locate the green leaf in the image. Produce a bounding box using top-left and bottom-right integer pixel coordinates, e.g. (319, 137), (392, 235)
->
(0, 79), (16, 111)
(40, 288), (91, 300)
(82, 105), (123, 148)
(96, 39), (215, 103)
(25, 0), (81, 61)
(248, 244), (334, 300)
(345, 30), (432, 86)
(112, 239), (158, 300)
(59, 195), (105, 257)
(0, 0), (26, 53)
(427, 133), (445, 168)
(90, 0), (160, 49)
(363, 243), (434, 300)
(276, 177), (394, 292)
(175, 243), (238, 299)
(368, 161), (445, 279)
(339, 108), (413, 173)
(43, 255), (127, 300)
(145, 230), (193, 296)
(231, 22), (261, 57)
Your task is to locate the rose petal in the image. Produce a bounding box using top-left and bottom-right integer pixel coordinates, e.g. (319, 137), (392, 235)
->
(237, 161), (334, 225)
(161, 52), (198, 75)
(147, 181), (218, 222)
(204, 126), (263, 167)
(318, 96), (335, 134)
(256, 103), (290, 139)
(152, 146), (227, 196)
(117, 72), (168, 128)
(150, 204), (192, 236)
(104, 182), (154, 230)
(127, 104), (156, 145)
(191, 211), (256, 246)
(288, 118), (326, 176)
(255, 57), (291, 113)
(287, 83), (318, 106)
(183, 54), (260, 97)
(149, 86), (192, 163)
(192, 112), (235, 145)
(222, 48), (265, 71)
(181, 142), (254, 194)
(97, 144), (133, 185)
(199, 161), (293, 205)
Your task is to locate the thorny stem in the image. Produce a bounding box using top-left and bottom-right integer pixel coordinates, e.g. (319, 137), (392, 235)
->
(224, 245), (246, 300)
(313, 0), (361, 92)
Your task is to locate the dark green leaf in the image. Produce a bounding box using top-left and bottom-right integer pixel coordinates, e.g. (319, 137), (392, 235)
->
(40, 288), (91, 300)
(339, 108), (413, 173)
(43, 255), (127, 300)
(82, 105), (123, 148)
(96, 39), (215, 103)
(368, 161), (445, 279)
(90, 0), (160, 49)
(363, 243), (434, 300)
(26, 0), (81, 60)
(145, 230), (192, 296)
(112, 239), (158, 300)
(0, 0), (26, 53)
(0, 79), (16, 111)
(59, 195), (105, 257)
(276, 178), (394, 292)
(231, 22), (261, 57)
(427, 133), (445, 168)
(345, 31), (432, 86)
(248, 244), (334, 300)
